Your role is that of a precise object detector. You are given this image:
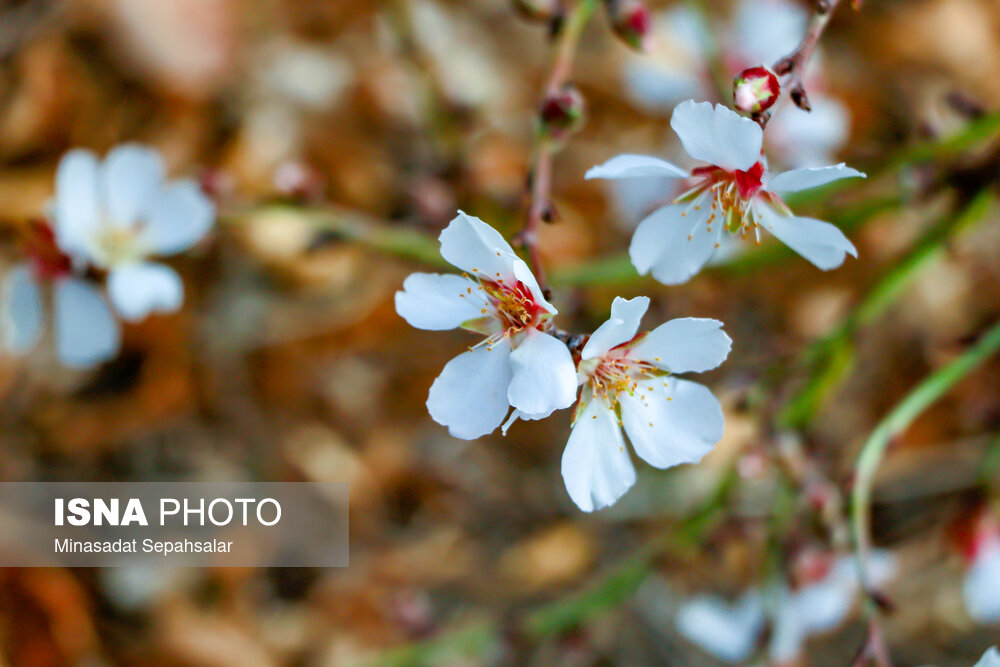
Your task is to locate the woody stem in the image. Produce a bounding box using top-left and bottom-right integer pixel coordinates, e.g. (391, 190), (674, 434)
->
(522, 0), (599, 291)
(772, 0), (847, 111)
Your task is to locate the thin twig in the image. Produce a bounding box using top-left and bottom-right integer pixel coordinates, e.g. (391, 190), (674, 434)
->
(772, 0), (847, 111)
(521, 0), (599, 290)
(850, 317), (1000, 656)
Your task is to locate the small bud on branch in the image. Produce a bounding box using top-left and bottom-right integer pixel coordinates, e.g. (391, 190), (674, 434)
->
(603, 0), (651, 51)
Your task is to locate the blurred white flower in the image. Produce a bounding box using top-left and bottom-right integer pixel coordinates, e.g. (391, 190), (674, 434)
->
(561, 296), (730, 511)
(963, 525), (1000, 623)
(1, 223), (119, 368)
(676, 551), (896, 664)
(395, 211), (577, 440)
(623, 0), (850, 167)
(53, 144), (215, 322)
(975, 647), (1000, 667)
(588, 100), (864, 285)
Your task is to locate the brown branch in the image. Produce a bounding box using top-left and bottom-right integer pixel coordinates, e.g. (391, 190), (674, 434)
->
(772, 0), (847, 112)
(519, 0), (598, 292)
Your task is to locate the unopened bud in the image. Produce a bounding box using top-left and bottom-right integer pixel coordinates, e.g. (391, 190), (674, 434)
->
(538, 84), (586, 140)
(604, 0), (651, 51)
(733, 66), (781, 114)
(513, 0), (564, 23)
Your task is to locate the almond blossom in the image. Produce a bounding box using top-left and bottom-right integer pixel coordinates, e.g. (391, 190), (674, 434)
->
(587, 100), (864, 285)
(1, 222), (120, 367)
(975, 648), (1000, 667)
(623, 0), (850, 167)
(676, 551), (896, 664)
(561, 295), (730, 512)
(395, 211), (577, 440)
(53, 144), (214, 321)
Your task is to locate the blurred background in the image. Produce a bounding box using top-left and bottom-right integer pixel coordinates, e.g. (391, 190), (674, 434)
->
(0, 0), (999, 664)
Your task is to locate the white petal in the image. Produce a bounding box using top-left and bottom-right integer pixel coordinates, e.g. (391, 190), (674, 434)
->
(630, 201), (721, 285)
(769, 589), (808, 664)
(508, 329), (577, 415)
(438, 210), (518, 282)
(975, 647), (1000, 667)
(964, 547), (1000, 623)
(585, 154), (689, 181)
(101, 144), (165, 225)
(1, 265), (44, 354)
(630, 317), (731, 373)
(395, 273), (490, 331)
(670, 100), (763, 171)
(54, 149), (101, 259)
(53, 277), (120, 368)
(107, 263), (184, 321)
(620, 377), (723, 470)
(766, 163), (865, 193)
(142, 179), (215, 255)
(792, 577), (853, 633)
(757, 205), (857, 271)
(675, 593), (764, 663)
(427, 339), (512, 440)
(581, 296), (650, 360)
(500, 407), (557, 435)
(608, 174), (680, 228)
(629, 198), (722, 285)
(561, 395), (635, 512)
(511, 258), (557, 315)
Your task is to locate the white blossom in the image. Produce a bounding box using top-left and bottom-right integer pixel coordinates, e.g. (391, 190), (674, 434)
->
(676, 552), (896, 664)
(623, 0), (850, 167)
(52, 144), (214, 321)
(561, 295), (730, 511)
(588, 100), (865, 285)
(1, 225), (120, 368)
(975, 647), (1000, 667)
(395, 211), (577, 440)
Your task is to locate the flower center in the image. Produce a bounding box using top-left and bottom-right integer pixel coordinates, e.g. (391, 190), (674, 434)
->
(679, 161), (768, 239)
(581, 349), (657, 404)
(482, 279), (544, 332)
(89, 221), (147, 267)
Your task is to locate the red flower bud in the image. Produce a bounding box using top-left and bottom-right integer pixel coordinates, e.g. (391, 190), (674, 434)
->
(605, 0), (651, 52)
(733, 66), (781, 114)
(538, 84), (586, 140)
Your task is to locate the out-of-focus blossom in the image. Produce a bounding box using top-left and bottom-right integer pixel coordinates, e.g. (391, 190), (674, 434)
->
(975, 647), (1000, 667)
(962, 516), (1000, 623)
(623, 0), (850, 167)
(676, 551), (896, 664)
(588, 101), (864, 285)
(395, 212), (577, 440)
(1, 223), (119, 368)
(561, 296), (730, 511)
(605, 0), (653, 52)
(52, 144), (215, 322)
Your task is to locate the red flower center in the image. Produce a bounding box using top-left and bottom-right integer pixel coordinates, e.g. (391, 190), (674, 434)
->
(23, 221), (72, 282)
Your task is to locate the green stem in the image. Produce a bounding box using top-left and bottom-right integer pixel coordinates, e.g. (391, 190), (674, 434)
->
(778, 189), (996, 428)
(851, 318), (1000, 598)
(371, 471), (734, 666)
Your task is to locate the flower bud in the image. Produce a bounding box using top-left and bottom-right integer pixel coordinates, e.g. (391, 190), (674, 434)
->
(733, 66), (780, 114)
(604, 0), (651, 52)
(538, 83), (586, 140)
(513, 0), (564, 23)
